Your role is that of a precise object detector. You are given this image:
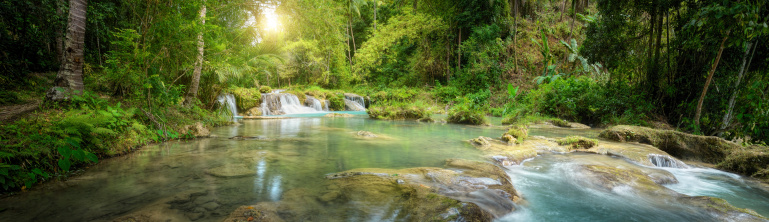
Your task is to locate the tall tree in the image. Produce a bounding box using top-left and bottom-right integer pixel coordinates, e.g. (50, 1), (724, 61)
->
(46, 0), (88, 101)
(184, 1), (207, 106)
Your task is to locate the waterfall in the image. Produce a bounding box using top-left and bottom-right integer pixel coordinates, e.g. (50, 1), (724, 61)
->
(323, 100), (330, 111)
(305, 96), (324, 111)
(217, 94), (239, 120)
(648, 154), (687, 168)
(343, 93), (366, 111)
(259, 91), (322, 115)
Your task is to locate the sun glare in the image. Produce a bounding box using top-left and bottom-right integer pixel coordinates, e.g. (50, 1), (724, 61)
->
(264, 8), (280, 32)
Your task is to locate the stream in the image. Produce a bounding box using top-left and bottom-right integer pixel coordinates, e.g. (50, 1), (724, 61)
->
(1, 112), (768, 221)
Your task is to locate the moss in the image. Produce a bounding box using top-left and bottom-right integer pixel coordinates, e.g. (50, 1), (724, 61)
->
(506, 125), (529, 141)
(327, 94), (345, 111)
(550, 119), (570, 127)
(447, 110), (488, 125)
(557, 136), (598, 149)
(599, 125), (739, 164)
(368, 102), (432, 120)
(259, 85), (273, 93)
(716, 145), (769, 178)
(229, 87), (262, 111)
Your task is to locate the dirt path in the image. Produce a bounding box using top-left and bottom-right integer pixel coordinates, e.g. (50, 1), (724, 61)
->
(0, 100), (41, 123)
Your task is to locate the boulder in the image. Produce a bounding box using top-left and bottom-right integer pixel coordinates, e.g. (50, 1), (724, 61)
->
(244, 107), (262, 116)
(599, 125), (738, 163)
(467, 136), (538, 166)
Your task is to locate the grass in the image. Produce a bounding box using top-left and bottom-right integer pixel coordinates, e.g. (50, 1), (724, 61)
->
(556, 136), (598, 149)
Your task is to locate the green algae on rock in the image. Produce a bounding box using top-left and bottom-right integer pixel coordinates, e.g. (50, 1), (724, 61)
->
(599, 125), (738, 163)
(556, 136), (598, 149)
(467, 136), (538, 166)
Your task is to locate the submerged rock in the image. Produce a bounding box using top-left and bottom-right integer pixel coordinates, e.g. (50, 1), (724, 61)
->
(324, 113), (355, 118)
(204, 164), (256, 178)
(356, 131), (378, 138)
(229, 135), (271, 140)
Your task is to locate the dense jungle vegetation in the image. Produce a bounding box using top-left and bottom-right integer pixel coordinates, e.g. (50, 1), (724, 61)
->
(1, 0), (767, 192)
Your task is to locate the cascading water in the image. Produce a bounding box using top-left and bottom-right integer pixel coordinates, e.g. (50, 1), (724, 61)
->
(305, 96), (324, 112)
(217, 94), (239, 121)
(323, 100), (330, 111)
(260, 90), (323, 115)
(344, 93), (366, 111)
(648, 154), (687, 168)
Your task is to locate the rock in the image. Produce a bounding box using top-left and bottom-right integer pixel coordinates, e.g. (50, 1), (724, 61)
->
(577, 164), (766, 221)
(550, 119), (571, 127)
(180, 122), (210, 138)
(229, 135), (271, 140)
(467, 136), (537, 166)
(204, 164), (256, 178)
(556, 136), (598, 149)
(599, 125), (739, 164)
(319, 191), (341, 202)
(230, 87), (262, 111)
(501, 134), (517, 145)
(244, 107), (262, 116)
(717, 146), (769, 180)
(221, 204), (283, 222)
(201, 201), (219, 211)
(324, 113), (355, 118)
(356, 131), (378, 138)
(584, 141), (687, 168)
(325, 163), (519, 220)
(506, 125), (529, 142)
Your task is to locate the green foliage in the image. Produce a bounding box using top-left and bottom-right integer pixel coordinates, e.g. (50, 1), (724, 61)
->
(229, 87), (262, 110)
(447, 96), (489, 125)
(0, 91), (21, 105)
(327, 94), (345, 111)
(528, 76), (652, 125)
(260, 86), (273, 93)
(368, 101), (433, 120)
(451, 25), (506, 93)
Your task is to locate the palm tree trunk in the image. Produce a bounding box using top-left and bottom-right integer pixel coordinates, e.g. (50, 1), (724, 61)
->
(720, 41), (757, 133)
(694, 33), (729, 128)
(184, 2), (206, 106)
(46, 0), (88, 102)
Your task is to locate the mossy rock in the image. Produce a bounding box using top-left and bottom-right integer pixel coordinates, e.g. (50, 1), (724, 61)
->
(506, 125), (529, 141)
(467, 136), (538, 166)
(599, 125), (739, 164)
(259, 86), (273, 93)
(557, 136), (598, 149)
(230, 87), (262, 111)
(447, 110), (488, 125)
(327, 94), (345, 111)
(367, 104), (431, 120)
(716, 145), (769, 178)
(550, 119), (570, 127)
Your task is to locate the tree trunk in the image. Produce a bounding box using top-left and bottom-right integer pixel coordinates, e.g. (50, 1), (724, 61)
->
(350, 18), (356, 55)
(55, 0), (66, 65)
(46, 0), (88, 102)
(373, 1), (377, 30)
(413, 0), (417, 10)
(720, 41), (757, 132)
(693, 33), (729, 128)
(184, 2), (206, 106)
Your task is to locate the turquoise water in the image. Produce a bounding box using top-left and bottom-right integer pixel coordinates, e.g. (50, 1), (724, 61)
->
(1, 112), (767, 221)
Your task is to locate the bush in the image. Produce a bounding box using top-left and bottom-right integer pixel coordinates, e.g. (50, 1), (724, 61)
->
(0, 91), (21, 105)
(447, 97), (488, 125)
(528, 77), (652, 126)
(506, 124), (529, 141)
(259, 86), (273, 93)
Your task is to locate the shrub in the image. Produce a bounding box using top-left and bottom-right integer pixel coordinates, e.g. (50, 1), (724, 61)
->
(447, 97), (488, 125)
(506, 124), (529, 141)
(259, 86), (273, 93)
(551, 119), (570, 127)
